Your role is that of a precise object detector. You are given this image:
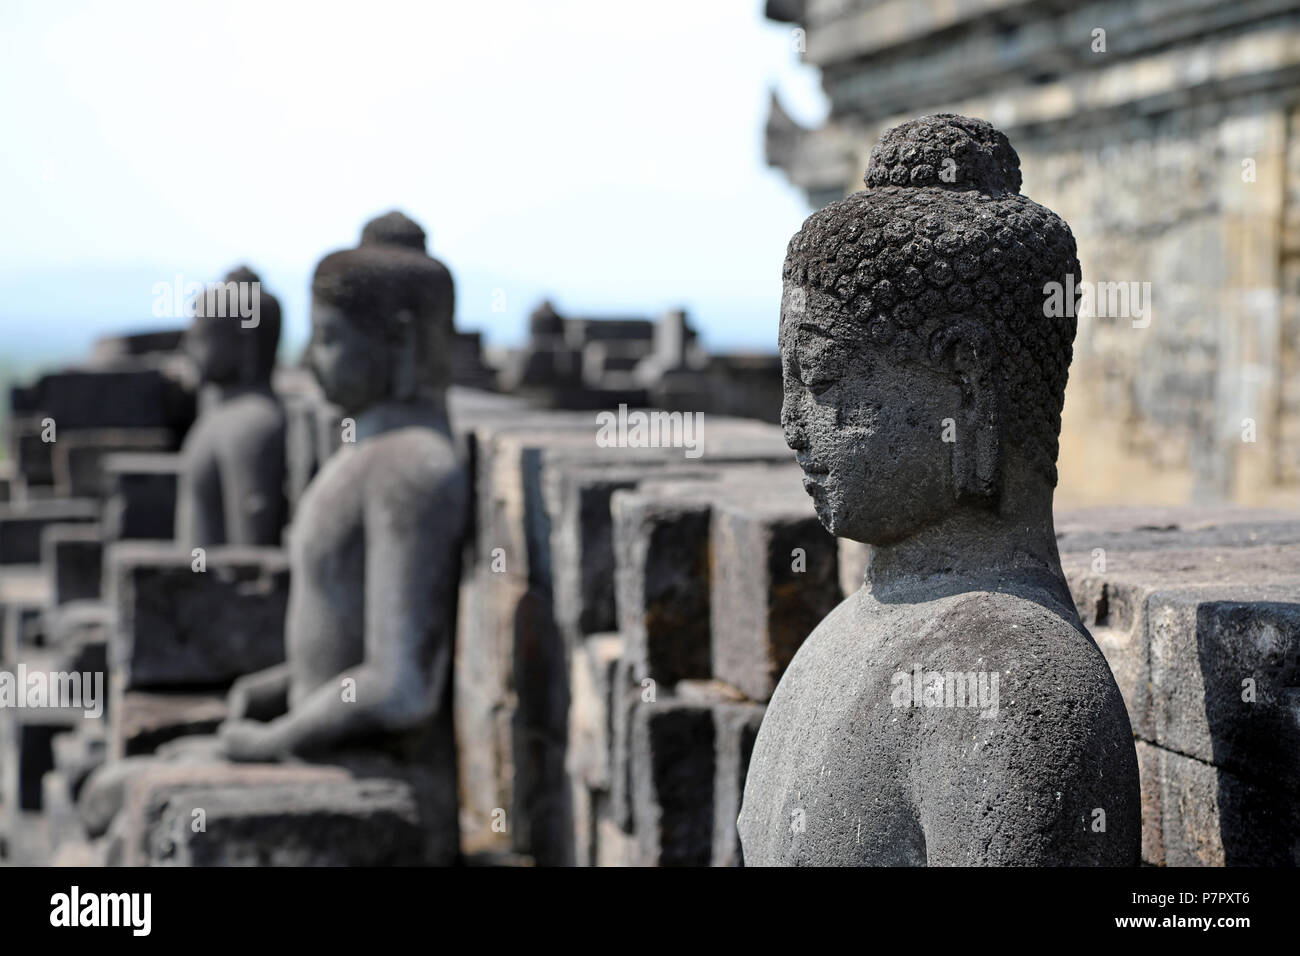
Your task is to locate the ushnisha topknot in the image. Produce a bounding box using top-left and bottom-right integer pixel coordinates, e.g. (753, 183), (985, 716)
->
(313, 245), (454, 390)
(360, 210), (428, 253)
(864, 113), (1022, 195)
(783, 114), (1080, 486)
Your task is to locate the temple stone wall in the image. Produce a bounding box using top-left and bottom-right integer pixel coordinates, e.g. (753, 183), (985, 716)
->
(766, 0), (1300, 508)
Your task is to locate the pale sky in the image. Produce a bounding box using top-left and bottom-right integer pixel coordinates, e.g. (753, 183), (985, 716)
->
(0, 0), (827, 362)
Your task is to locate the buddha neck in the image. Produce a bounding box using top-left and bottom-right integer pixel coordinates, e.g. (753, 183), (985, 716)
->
(863, 477), (1076, 619)
(353, 392), (450, 443)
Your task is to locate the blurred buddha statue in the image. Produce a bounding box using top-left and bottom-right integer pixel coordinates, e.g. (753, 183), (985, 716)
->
(218, 240), (465, 863)
(84, 235), (466, 865)
(176, 266), (286, 547)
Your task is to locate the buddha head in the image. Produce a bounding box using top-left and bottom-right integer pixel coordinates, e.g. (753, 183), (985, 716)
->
(359, 209), (428, 253)
(309, 245), (455, 414)
(185, 266), (282, 387)
(528, 299), (564, 343)
(779, 114), (1080, 546)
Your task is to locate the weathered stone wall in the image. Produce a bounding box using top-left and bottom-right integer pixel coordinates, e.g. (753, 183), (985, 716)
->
(766, 0), (1300, 508)
(1057, 507), (1300, 864)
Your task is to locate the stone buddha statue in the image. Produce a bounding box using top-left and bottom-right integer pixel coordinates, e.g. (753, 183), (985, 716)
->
(176, 266), (287, 547)
(216, 242), (466, 862)
(737, 115), (1140, 865)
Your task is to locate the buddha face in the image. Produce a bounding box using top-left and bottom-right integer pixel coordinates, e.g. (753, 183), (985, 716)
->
(779, 282), (965, 545)
(184, 313), (241, 384)
(309, 300), (392, 414)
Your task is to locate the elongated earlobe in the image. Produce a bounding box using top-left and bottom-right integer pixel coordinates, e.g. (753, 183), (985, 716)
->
(958, 385), (1000, 502)
(389, 309), (418, 401)
(932, 322), (1001, 504)
(239, 326), (260, 386)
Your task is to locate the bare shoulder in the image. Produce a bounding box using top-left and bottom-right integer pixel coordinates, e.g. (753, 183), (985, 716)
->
(889, 587), (1127, 748)
(920, 588), (1102, 664)
(910, 588), (1133, 761)
(211, 393), (285, 452)
(364, 427), (467, 513)
(221, 391), (286, 431)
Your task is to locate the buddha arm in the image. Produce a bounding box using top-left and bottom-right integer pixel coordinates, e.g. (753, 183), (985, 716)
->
(914, 697), (1125, 866)
(227, 662), (291, 721)
(176, 446), (224, 549)
(913, 723), (1057, 865)
(265, 464), (466, 757)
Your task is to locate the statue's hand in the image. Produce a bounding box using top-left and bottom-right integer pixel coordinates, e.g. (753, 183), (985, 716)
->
(219, 719), (285, 762)
(226, 679), (252, 722)
(224, 665), (290, 723)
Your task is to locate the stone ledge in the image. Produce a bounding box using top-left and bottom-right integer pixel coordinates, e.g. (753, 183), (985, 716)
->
(112, 763), (426, 866)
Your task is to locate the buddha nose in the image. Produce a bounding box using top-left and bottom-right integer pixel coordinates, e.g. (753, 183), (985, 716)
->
(781, 399), (809, 451)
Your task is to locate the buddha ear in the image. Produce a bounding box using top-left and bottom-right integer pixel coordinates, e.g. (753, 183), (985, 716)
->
(929, 321), (1001, 504)
(238, 323), (260, 385)
(389, 309), (418, 401)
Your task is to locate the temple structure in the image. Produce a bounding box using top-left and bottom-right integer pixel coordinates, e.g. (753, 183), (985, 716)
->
(765, 0), (1300, 507)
